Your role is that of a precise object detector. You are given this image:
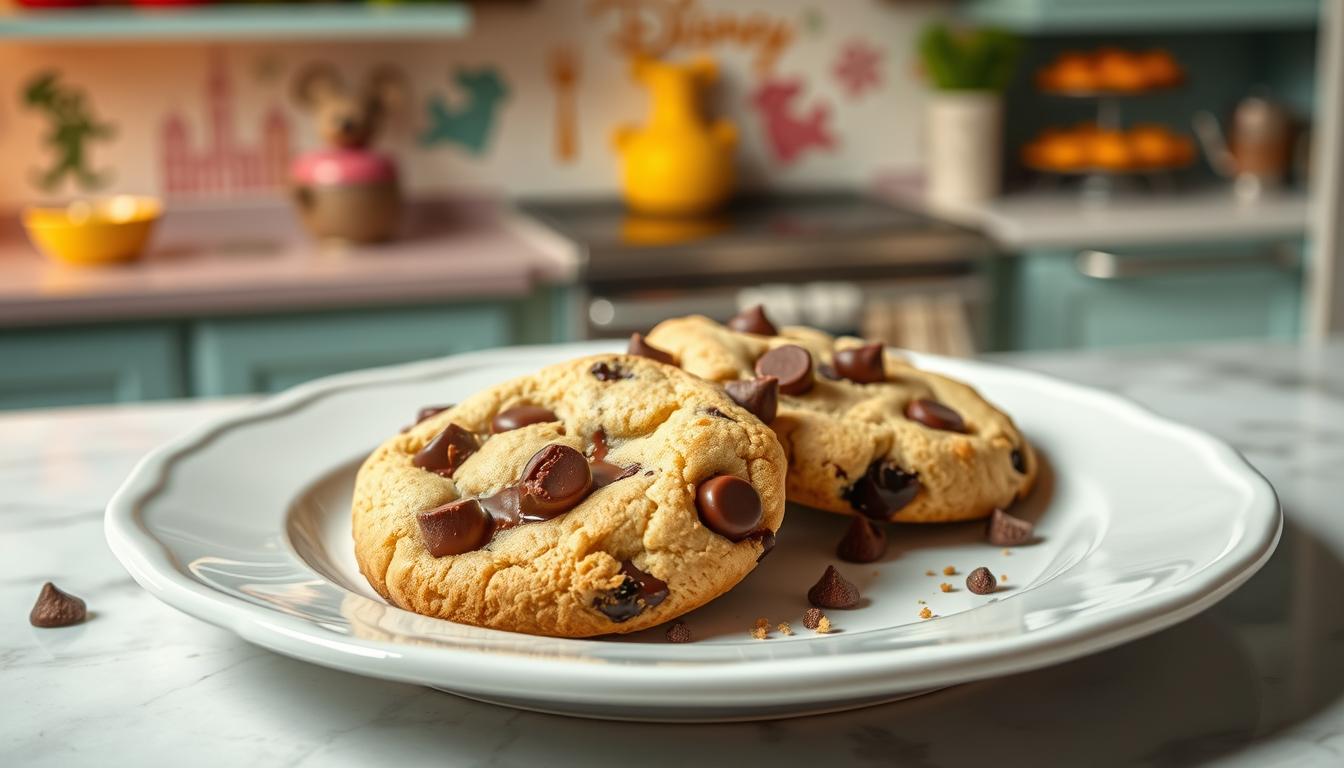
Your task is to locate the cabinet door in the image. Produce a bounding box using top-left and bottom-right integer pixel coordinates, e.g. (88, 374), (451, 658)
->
(190, 303), (515, 397)
(0, 325), (185, 410)
(1010, 242), (1303, 350)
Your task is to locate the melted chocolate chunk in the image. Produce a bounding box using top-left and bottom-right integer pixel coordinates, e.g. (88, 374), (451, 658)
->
(807, 565), (860, 609)
(1011, 448), (1028, 474)
(589, 361), (631, 381)
(904, 399), (967, 433)
(832, 343), (885, 384)
(29, 582), (87, 628)
(627, 333), (675, 365)
(478, 486), (524, 529)
(748, 528), (776, 562)
(695, 475), (764, 541)
(491, 405), (560, 434)
(727, 304), (778, 336)
(594, 560), (669, 623)
(591, 460), (640, 489)
(725, 376), (779, 423)
(520, 444), (592, 518)
(417, 499), (494, 557)
(411, 423), (479, 478)
(843, 460), (921, 520)
(755, 345), (814, 396)
(416, 405), (452, 424)
(817, 363), (840, 381)
(836, 515), (887, 563)
(591, 429), (610, 461)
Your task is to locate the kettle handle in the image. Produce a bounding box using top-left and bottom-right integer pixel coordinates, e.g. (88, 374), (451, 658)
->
(1192, 111), (1237, 178)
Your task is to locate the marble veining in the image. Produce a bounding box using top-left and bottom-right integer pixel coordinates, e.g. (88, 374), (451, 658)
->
(3, 341), (1344, 766)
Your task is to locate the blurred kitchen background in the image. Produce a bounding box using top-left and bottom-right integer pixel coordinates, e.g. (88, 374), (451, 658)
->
(0, 0), (1340, 409)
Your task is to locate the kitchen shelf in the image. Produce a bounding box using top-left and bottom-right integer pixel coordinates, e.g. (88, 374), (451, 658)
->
(960, 0), (1319, 33)
(0, 3), (472, 43)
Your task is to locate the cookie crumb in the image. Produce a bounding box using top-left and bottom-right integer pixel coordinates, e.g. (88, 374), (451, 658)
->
(1002, 549), (1012, 556)
(1001, 573), (1008, 582)
(754, 617), (770, 630)
(816, 616), (833, 634)
(942, 565), (957, 576)
(665, 621), (692, 644)
(925, 569), (935, 577)
(939, 582), (953, 593)
(918, 606), (934, 620)
(751, 626), (769, 640)
(916, 599), (926, 604)
(776, 622), (793, 636)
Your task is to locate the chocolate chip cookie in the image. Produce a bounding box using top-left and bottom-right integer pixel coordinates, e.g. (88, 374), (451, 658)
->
(644, 310), (1036, 523)
(352, 354), (787, 638)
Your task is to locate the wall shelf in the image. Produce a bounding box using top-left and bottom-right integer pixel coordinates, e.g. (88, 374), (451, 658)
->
(960, 0), (1319, 33)
(0, 4), (472, 43)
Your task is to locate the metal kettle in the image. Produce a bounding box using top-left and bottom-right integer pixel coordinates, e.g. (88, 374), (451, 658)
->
(1194, 96), (1293, 201)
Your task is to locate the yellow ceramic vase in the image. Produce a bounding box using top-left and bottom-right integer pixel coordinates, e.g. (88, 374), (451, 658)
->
(613, 57), (737, 216)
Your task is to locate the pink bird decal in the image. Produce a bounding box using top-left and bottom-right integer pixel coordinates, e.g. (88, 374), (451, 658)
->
(751, 77), (834, 165)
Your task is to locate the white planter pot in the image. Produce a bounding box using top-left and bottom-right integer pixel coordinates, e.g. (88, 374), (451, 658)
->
(925, 91), (1003, 207)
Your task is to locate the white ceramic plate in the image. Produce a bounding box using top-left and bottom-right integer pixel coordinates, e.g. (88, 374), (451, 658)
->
(105, 342), (1280, 721)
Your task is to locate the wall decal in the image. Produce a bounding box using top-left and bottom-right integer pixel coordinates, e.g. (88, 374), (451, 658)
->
(420, 67), (509, 154)
(548, 47), (580, 163)
(801, 7), (825, 37)
(833, 39), (883, 99)
(161, 53), (291, 198)
(587, 0), (794, 75)
(23, 71), (115, 192)
(751, 77), (834, 165)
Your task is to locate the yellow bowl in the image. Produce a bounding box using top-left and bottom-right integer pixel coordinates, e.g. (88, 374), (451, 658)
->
(22, 196), (162, 267)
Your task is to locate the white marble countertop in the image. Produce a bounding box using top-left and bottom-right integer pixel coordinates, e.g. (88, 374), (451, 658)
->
(4, 339), (1344, 766)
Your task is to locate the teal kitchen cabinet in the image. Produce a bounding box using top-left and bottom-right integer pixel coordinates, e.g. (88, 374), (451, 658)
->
(190, 301), (524, 397)
(0, 324), (185, 410)
(1003, 241), (1303, 351)
(961, 0), (1318, 32)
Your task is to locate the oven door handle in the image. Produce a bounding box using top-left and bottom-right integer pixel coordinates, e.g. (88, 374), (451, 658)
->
(1073, 247), (1298, 280)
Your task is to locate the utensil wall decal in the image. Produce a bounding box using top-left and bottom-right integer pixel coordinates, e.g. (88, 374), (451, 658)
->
(419, 67), (510, 155)
(549, 47), (580, 163)
(751, 76), (834, 165)
(22, 71), (115, 192)
(833, 39), (883, 100)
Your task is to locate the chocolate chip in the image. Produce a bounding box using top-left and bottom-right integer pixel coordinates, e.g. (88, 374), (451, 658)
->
(836, 516), (887, 563)
(705, 407), (734, 421)
(755, 345), (814, 396)
(1011, 448), (1028, 474)
(29, 582), (86, 628)
(966, 566), (997, 595)
(818, 363), (840, 381)
(749, 528), (777, 562)
(590, 361), (631, 381)
(590, 429), (610, 461)
(627, 333), (675, 365)
(727, 304), (778, 335)
(725, 376), (779, 423)
(807, 565), (860, 609)
(843, 460), (921, 520)
(491, 404), (559, 434)
(417, 498), (494, 557)
(832, 343), (885, 384)
(666, 621), (692, 643)
(520, 444), (592, 517)
(594, 560), (669, 623)
(905, 399), (967, 433)
(695, 475), (764, 541)
(987, 508), (1034, 547)
(411, 423), (479, 478)
(802, 607), (824, 629)
(479, 486), (523, 529)
(416, 405), (452, 424)
(591, 460), (639, 489)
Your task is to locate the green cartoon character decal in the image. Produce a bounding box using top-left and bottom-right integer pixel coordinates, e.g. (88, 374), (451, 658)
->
(23, 71), (115, 192)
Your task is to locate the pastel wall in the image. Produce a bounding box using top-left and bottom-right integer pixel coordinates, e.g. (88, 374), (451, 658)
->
(0, 0), (945, 208)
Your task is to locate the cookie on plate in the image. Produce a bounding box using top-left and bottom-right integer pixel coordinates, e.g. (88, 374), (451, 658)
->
(352, 354), (787, 638)
(642, 309), (1036, 523)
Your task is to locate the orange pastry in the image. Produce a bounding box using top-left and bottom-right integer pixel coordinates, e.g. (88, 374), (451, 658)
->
(1094, 48), (1147, 93)
(1089, 130), (1134, 170)
(1128, 124), (1175, 168)
(1135, 50), (1183, 88)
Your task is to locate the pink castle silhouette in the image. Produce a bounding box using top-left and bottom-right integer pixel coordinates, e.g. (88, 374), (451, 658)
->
(162, 53), (290, 197)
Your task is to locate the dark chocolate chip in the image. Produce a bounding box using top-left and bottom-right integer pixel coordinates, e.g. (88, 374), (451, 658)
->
(666, 620), (693, 643)
(590, 361), (631, 381)
(591, 460), (639, 489)
(755, 345), (814, 396)
(966, 566), (997, 595)
(593, 560), (669, 623)
(29, 582), (87, 628)
(987, 508), (1035, 547)
(832, 343), (886, 384)
(725, 376), (779, 423)
(749, 528), (776, 562)
(843, 460), (921, 520)
(416, 405), (452, 425)
(479, 486), (523, 529)
(520, 444), (592, 517)
(818, 363), (840, 381)
(905, 398), (967, 433)
(695, 475), (764, 541)
(491, 404), (560, 434)
(591, 429), (610, 461)
(807, 565), (860, 609)
(417, 499), (494, 557)
(705, 407), (734, 421)
(627, 333), (675, 365)
(727, 304), (778, 336)
(836, 516), (887, 563)
(1011, 448), (1028, 474)
(802, 607), (824, 629)
(411, 423), (479, 478)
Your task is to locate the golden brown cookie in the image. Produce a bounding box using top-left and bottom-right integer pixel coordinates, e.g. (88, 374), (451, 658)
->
(644, 312), (1036, 523)
(352, 354), (787, 638)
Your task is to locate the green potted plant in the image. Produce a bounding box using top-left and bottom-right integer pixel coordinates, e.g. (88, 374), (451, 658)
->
(917, 24), (1021, 206)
